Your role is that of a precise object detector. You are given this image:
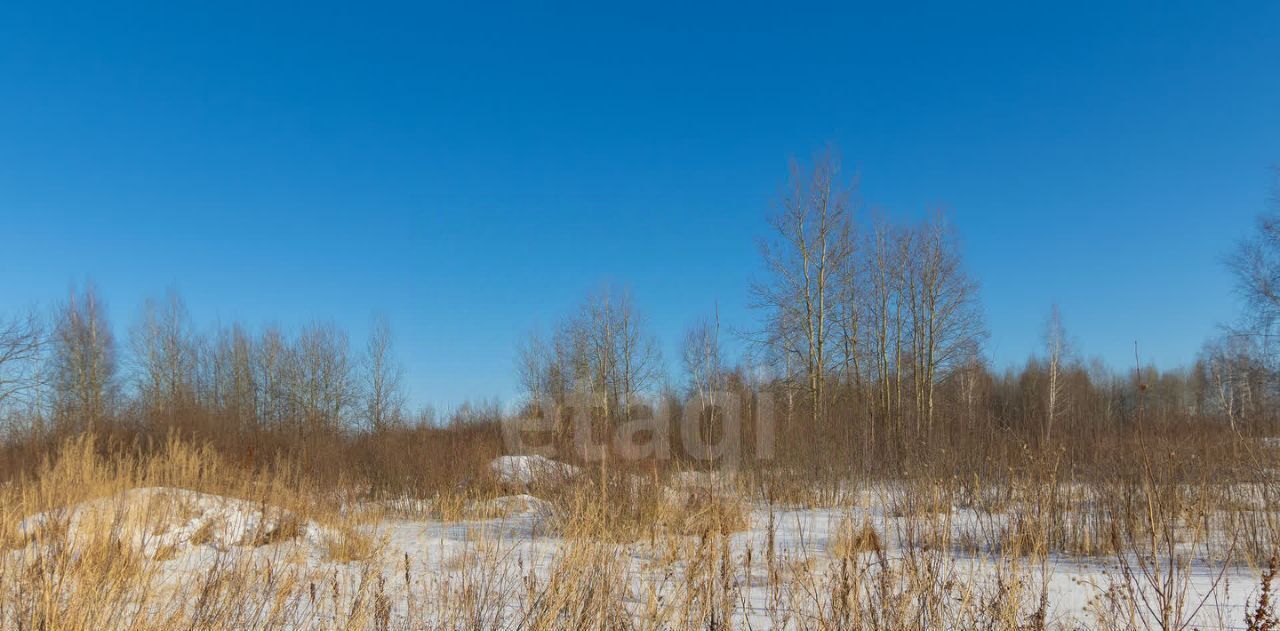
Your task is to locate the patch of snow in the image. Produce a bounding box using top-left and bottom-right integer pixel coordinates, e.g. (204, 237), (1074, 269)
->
(18, 487), (330, 558)
(473, 494), (552, 516)
(8, 481), (1268, 629)
(488, 455), (579, 486)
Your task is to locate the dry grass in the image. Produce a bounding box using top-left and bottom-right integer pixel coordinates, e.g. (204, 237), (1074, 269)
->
(829, 516), (883, 558)
(664, 487), (750, 537)
(0, 434), (375, 630)
(322, 525), (379, 563)
(0, 427), (1273, 630)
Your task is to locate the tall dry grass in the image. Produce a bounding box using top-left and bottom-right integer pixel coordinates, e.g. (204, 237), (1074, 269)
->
(0, 408), (1274, 629)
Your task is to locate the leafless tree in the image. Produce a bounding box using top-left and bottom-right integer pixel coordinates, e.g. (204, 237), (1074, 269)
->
(576, 285), (662, 424)
(290, 322), (356, 433)
(682, 306), (731, 457)
(51, 284), (118, 430)
(833, 221), (864, 401)
(256, 326), (289, 428)
(864, 215), (909, 432)
(1220, 170), (1280, 424)
(1199, 334), (1268, 429)
(206, 323), (258, 428)
(517, 316), (590, 443)
(903, 214), (985, 431)
(130, 289), (198, 414)
(519, 285), (661, 430)
(0, 311), (46, 416)
(752, 150), (854, 436)
(1043, 304), (1071, 444)
(1227, 171), (1280, 335)
(682, 306), (725, 404)
(362, 316), (405, 430)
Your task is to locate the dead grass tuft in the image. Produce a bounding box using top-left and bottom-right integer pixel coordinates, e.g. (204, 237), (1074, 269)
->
(322, 525), (379, 563)
(830, 516), (883, 558)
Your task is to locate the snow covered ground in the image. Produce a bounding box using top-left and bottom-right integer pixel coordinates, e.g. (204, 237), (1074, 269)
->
(363, 500), (1259, 629)
(487, 454), (581, 486)
(17, 487), (333, 555)
(4, 468), (1271, 629)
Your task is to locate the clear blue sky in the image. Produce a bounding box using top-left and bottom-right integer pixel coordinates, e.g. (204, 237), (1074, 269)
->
(2, 1), (1277, 410)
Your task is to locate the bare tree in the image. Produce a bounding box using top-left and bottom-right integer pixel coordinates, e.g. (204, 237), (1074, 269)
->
(682, 306), (725, 403)
(516, 331), (549, 409)
(864, 215), (909, 433)
(256, 326), (288, 428)
(1043, 304), (1071, 444)
(903, 214), (985, 431)
(682, 306), (729, 456)
(520, 285), (662, 432)
(362, 316), (405, 430)
(517, 324), (579, 432)
(833, 221), (864, 401)
(752, 150), (854, 436)
(577, 285), (662, 424)
(130, 289), (198, 414)
(290, 322), (356, 433)
(0, 311), (45, 415)
(1199, 334), (1267, 429)
(51, 284), (118, 430)
(1221, 171), (1280, 424)
(1227, 171), (1280, 335)
(205, 323), (258, 428)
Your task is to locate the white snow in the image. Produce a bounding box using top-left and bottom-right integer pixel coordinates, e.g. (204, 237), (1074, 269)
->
(7, 481), (1269, 629)
(487, 454), (580, 486)
(16, 487), (331, 558)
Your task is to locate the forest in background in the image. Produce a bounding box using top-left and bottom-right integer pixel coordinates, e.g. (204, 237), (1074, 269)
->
(0, 157), (1276, 493)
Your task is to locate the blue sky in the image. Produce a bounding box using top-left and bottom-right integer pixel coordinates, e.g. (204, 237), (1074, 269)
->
(2, 1), (1277, 410)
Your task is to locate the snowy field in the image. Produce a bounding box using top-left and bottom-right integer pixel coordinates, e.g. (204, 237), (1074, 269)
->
(6, 454), (1272, 630)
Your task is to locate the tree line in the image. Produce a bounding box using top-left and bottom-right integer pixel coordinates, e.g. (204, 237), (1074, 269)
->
(0, 155), (1275, 468)
(516, 155), (1280, 467)
(0, 288), (419, 438)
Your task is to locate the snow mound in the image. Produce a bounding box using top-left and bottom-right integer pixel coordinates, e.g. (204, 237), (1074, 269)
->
(18, 487), (329, 558)
(489, 455), (579, 486)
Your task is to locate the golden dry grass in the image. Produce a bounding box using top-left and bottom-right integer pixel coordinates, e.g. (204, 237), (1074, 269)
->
(0, 431), (1272, 630)
(829, 516), (883, 559)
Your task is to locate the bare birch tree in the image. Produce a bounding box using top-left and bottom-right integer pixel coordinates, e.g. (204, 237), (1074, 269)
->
(291, 322), (356, 433)
(520, 285), (661, 431)
(752, 151), (854, 437)
(682, 306), (731, 456)
(131, 289), (198, 414)
(256, 326), (288, 428)
(206, 323), (257, 428)
(904, 214), (985, 431)
(51, 284), (118, 430)
(517, 325), (580, 435)
(1199, 334), (1267, 429)
(577, 285), (662, 424)
(1043, 304), (1071, 444)
(1222, 171), (1280, 420)
(864, 216), (908, 433)
(833, 222), (863, 401)
(1227, 171), (1280, 334)
(682, 306), (725, 404)
(362, 316), (405, 430)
